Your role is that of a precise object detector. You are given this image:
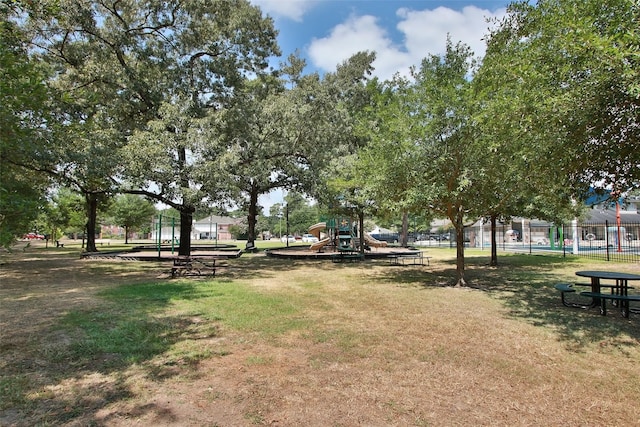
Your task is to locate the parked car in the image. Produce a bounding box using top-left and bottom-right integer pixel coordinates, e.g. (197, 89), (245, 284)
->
(369, 233), (399, 243)
(280, 235), (296, 243)
(23, 232), (45, 240)
(301, 234), (319, 243)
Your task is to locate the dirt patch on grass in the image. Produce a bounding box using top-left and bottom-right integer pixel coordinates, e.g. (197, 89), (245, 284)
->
(1, 243), (639, 426)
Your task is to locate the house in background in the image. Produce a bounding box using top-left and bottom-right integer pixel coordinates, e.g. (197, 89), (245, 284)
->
(150, 215), (242, 242)
(191, 215), (243, 241)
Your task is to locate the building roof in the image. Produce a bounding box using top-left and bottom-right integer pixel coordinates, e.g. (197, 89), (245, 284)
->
(581, 208), (640, 224)
(466, 208), (639, 228)
(193, 215), (242, 226)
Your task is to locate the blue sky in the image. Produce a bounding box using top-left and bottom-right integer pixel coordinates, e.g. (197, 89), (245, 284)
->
(252, 0), (510, 81)
(249, 0), (511, 213)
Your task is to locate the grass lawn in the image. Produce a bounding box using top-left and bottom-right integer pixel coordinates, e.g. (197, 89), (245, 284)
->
(1, 241), (639, 426)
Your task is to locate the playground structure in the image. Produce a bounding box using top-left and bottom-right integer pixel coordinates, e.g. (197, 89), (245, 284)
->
(266, 214), (423, 261)
(267, 222), (421, 261)
(266, 221), (423, 260)
(307, 219), (388, 253)
(363, 233), (389, 248)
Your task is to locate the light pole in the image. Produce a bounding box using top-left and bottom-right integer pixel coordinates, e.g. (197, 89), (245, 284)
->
(616, 197), (622, 253)
(285, 204), (289, 248)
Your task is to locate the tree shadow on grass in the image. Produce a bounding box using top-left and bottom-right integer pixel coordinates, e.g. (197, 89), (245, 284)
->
(1, 279), (228, 426)
(193, 254), (640, 353)
(475, 265), (640, 352)
(222, 255), (337, 280)
(369, 253), (640, 353)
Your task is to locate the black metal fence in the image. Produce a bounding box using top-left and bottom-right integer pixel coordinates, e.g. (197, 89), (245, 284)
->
(406, 221), (640, 263)
(557, 220), (640, 263)
(466, 220), (640, 263)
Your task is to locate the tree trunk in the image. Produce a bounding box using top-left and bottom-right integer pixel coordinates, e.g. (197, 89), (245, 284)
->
(177, 145), (194, 256)
(246, 187), (259, 251)
(85, 193), (98, 252)
(454, 211), (467, 287)
(358, 211), (365, 254)
(178, 207), (194, 256)
(124, 225), (129, 244)
(401, 211), (409, 247)
(489, 214), (498, 266)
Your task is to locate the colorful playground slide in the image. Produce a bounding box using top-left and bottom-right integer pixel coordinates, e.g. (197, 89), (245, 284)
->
(309, 237), (331, 251)
(364, 233), (388, 248)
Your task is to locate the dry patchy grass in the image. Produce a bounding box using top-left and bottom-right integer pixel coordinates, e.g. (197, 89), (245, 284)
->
(1, 242), (639, 426)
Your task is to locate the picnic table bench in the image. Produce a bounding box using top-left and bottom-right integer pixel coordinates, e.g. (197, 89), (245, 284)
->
(554, 282), (634, 309)
(171, 256), (227, 278)
(579, 291), (640, 318)
(555, 273), (640, 318)
(388, 252), (430, 266)
(331, 251), (364, 263)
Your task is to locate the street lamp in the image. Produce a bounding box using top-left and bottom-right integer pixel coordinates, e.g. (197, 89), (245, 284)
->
(285, 204), (289, 248)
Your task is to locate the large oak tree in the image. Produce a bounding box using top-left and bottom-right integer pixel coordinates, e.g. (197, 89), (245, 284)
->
(21, 0), (279, 255)
(208, 52), (375, 249)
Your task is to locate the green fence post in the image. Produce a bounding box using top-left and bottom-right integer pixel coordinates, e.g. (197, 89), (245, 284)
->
(171, 217), (175, 254)
(558, 227), (564, 249)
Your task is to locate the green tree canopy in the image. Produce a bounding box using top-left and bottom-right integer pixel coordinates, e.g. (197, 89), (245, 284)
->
(44, 187), (86, 239)
(20, 0), (280, 255)
(207, 51), (375, 249)
(106, 194), (156, 244)
(0, 3), (52, 248)
(484, 0), (640, 196)
(361, 40), (479, 285)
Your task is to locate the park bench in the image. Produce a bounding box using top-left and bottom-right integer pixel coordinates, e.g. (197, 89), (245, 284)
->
(573, 282), (631, 291)
(554, 283), (615, 308)
(55, 240), (64, 248)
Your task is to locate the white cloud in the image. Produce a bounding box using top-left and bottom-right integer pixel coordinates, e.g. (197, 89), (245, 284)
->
(397, 6), (504, 60)
(308, 6), (506, 80)
(251, 0), (317, 22)
(308, 14), (413, 80)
